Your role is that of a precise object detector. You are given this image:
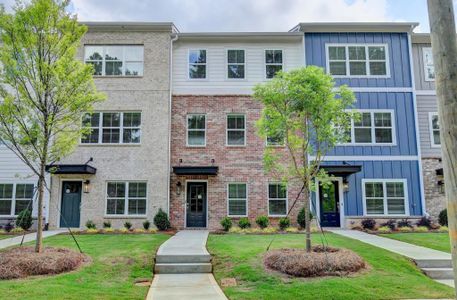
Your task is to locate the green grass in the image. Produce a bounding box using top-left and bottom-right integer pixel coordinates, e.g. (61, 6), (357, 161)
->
(0, 235), (15, 240)
(207, 233), (454, 300)
(380, 232), (451, 253)
(0, 233), (170, 300)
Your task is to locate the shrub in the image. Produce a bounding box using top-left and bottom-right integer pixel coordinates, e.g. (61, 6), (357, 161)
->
(229, 227), (242, 233)
(103, 221), (111, 228)
(415, 226), (429, 232)
(262, 227), (278, 234)
(380, 219), (396, 231)
(377, 226), (391, 233)
(124, 221), (132, 230)
(86, 228), (98, 234)
(397, 218), (412, 228)
(285, 227), (299, 233)
(143, 220), (151, 230)
(255, 215), (269, 229)
(398, 226), (413, 232)
(220, 217), (232, 232)
(133, 228), (145, 233)
(104, 227), (114, 233)
(439, 209), (448, 226)
(85, 220), (96, 230)
(119, 228), (129, 233)
(297, 208), (313, 229)
(416, 216), (433, 229)
(148, 228), (157, 233)
(361, 218), (376, 230)
(279, 217), (290, 230)
(16, 209), (33, 231)
(11, 227), (24, 234)
(238, 217), (251, 229)
(154, 208), (170, 231)
(438, 226), (449, 232)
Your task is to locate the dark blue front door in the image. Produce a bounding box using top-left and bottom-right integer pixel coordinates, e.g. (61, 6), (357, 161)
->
(319, 181), (340, 227)
(186, 182), (207, 227)
(60, 181), (81, 228)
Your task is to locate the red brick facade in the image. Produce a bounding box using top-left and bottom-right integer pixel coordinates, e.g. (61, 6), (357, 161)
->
(170, 95), (303, 230)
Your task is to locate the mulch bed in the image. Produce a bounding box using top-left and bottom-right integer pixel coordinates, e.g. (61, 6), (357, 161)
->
(0, 246), (90, 280)
(264, 245), (366, 278)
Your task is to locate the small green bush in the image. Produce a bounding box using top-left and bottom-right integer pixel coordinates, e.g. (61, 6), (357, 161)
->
(439, 209), (448, 226)
(220, 217), (232, 231)
(154, 208), (170, 231)
(143, 220), (151, 230)
(16, 209), (33, 230)
(279, 217), (290, 230)
(124, 221), (132, 230)
(255, 215), (269, 229)
(415, 226), (429, 232)
(297, 208), (313, 229)
(103, 221), (111, 228)
(377, 226), (391, 233)
(85, 220), (96, 230)
(238, 217), (251, 229)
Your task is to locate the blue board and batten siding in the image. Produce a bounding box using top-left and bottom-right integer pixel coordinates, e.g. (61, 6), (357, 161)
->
(305, 32), (423, 219)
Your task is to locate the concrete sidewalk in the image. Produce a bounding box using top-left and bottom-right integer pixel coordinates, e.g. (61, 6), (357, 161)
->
(0, 229), (66, 250)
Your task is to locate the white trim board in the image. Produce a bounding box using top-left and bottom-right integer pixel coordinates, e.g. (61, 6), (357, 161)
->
(415, 90), (436, 96)
(310, 155), (419, 161)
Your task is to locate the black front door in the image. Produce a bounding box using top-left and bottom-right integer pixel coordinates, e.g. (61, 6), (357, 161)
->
(186, 182), (207, 228)
(60, 181), (82, 228)
(319, 181), (340, 227)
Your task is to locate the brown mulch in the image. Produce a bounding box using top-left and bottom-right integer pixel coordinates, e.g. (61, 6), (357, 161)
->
(0, 246), (90, 280)
(264, 246), (366, 278)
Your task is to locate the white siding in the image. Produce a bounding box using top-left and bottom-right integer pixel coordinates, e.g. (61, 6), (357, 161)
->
(173, 40), (304, 95)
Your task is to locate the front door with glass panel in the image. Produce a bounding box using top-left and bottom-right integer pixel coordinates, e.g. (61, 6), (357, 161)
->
(60, 181), (82, 228)
(186, 182), (207, 227)
(319, 181), (340, 227)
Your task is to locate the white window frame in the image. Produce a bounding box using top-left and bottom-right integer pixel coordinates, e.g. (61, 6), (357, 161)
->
(105, 181), (147, 217)
(186, 114), (206, 147)
(227, 183), (248, 217)
(226, 49), (246, 80)
(84, 45), (144, 77)
(423, 47), (435, 82)
(429, 112), (441, 148)
(362, 179), (409, 217)
(81, 112), (142, 145)
(268, 182), (288, 217)
(188, 49), (207, 80)
(325, 43), (390, 78)
(341, 109), (396, 146)
(0, 182), (35, 217)
(226, 114), (246, 146)
(265, 49), (283, 79)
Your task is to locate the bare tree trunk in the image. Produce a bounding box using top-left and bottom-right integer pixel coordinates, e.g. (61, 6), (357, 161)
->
(304, 185), (312, 252)
(35, 164), (45, 253)
(427, 0), (457, 291)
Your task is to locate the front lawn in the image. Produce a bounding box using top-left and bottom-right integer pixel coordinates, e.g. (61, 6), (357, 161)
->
(0, 233), (170, 300)
(207, 233), (454, 300)
(380, 232), (451, 253)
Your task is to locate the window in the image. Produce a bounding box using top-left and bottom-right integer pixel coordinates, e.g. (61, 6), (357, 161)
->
(189, 50), (207, 79)
(345, 110), (395, 145)
(228, 183), (247, 216)
(268, 183), (287, 216)
(84, 45), (144, 76)
(0, 183), (34, 216)
(187, 114), (206, 146)
(227, 50), (245, 79)
(266, 134), (285, 146)
(106, 182), (146, 216)
(363, 180), (407, 216)
(429, 113), (440, 146)
(81, 112), (141, 144)
(265, 50), (283, 79)
(327, 44), (389, 77)
(226, 114), (246, 146)
(423, 47), (435, 81)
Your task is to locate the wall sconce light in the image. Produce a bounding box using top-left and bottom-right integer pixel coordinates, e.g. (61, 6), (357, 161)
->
(176, 181), (182, 196)
(343, 179), (350, 193)
(83, 180), (91, 193)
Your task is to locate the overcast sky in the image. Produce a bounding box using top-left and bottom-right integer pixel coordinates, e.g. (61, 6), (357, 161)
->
(1, 0), (454, 33)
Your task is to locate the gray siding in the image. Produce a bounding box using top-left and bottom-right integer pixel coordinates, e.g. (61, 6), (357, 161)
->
(412, 43), (435, 91)
(417, 95), (442, 158)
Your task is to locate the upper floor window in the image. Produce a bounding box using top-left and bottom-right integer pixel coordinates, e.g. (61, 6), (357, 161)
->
(226, 114), (246, 146)
(0, 183), (34, 216)
(187, 114), (206, 146)
(81, 112), (141, 144)
(227, 183), (247, 217)
(363, 180), (407, 216)
(327, 44), (389, 77)
(84, 45), (144, 76)
(268, 183), (287, 216)
(344, 110), (395, 145)
(423, 47), (435, 81)
(265, 50), (283, 79)
(189, 50), (207, 79)
(227, 50), (245, 79)
(429, 112), (440, 147)
(106, 181), (146, 216)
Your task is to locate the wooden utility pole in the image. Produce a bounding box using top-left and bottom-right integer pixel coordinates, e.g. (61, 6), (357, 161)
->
(427, 0), (457, 291)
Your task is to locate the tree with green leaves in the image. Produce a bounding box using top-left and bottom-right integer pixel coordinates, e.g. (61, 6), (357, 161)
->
(0, 0), (104, 253)
(254, 66), (355, 252)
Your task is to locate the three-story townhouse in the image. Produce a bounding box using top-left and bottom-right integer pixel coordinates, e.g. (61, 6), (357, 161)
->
(47, 22), (177, 229)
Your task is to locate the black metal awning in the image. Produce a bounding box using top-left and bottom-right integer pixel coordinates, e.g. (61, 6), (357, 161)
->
(45, 164), (97, 175)
(320, 165), (362, 176)
(173, 166), (218, 176)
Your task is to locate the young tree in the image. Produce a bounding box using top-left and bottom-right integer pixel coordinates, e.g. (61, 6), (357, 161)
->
(254, 66), (355, 252)
(0, 0), (104, 252)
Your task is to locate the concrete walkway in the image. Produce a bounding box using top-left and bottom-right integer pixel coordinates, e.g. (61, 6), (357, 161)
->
(0, 229), (65, 250)
(328, 229), (454, 287)
(147, 230), (227, 300)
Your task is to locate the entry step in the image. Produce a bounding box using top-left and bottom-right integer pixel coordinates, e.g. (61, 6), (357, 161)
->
(154, 263), (212, 274)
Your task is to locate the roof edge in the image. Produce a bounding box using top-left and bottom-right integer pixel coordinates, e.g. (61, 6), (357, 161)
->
(176, 32), (303, 41)
(81, 22), (179, 33)
(412, 33), (431, 44)
(290, 22), (419, 33)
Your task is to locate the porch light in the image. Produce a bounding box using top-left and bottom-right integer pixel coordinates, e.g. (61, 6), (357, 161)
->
(83, 180), (91, 193)
(343, 179), (350, 193)
(176, 181), (182, 196)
